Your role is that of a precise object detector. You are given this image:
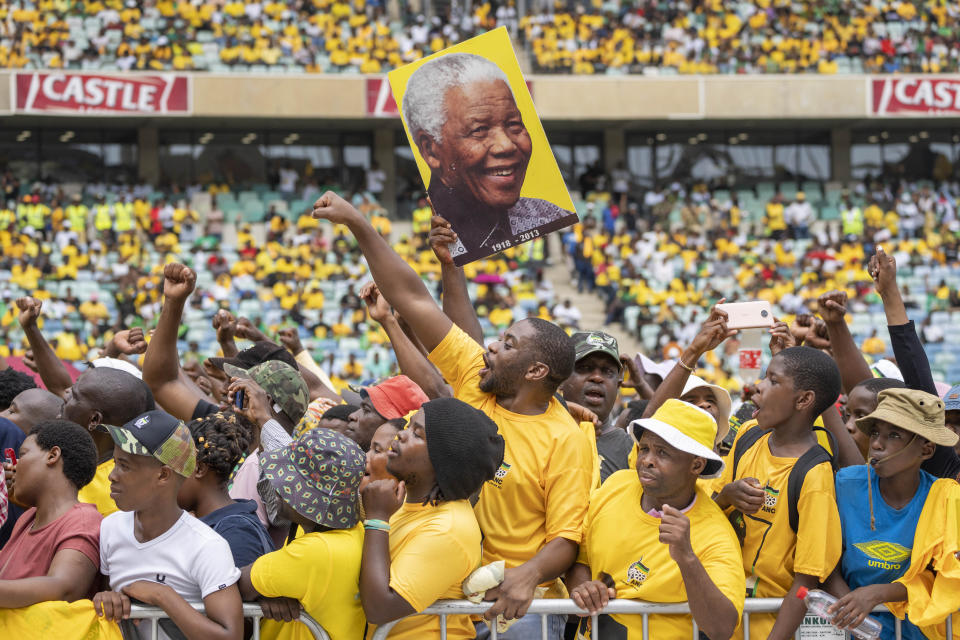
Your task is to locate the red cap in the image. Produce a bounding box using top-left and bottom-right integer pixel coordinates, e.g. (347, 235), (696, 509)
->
(365, 375), (429, 420)
(796, 587), (809, 599)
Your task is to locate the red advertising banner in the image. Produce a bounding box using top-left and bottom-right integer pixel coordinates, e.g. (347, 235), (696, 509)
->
(366, 76), (533, 117)
(14, 73), (190, 115)
(366, 77), (399, 116)
(871, 77), (960, 116)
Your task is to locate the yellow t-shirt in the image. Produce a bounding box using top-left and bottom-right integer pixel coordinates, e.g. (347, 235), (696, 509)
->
(77, 459), (118, 517)
(367, 500), (480, 640)
(576, 470), (744, 639)
(714, 432), (841, 640)
(428, 325), (593, 571)
(252, 525), (366, 640)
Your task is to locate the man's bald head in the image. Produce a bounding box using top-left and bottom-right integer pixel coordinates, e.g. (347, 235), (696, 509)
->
(0, 388), (64, 434)
(62, 368), (155, 430)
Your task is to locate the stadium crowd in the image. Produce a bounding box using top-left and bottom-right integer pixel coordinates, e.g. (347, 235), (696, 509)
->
(0, 174), (959, 640)
(4, 0), (960, 75)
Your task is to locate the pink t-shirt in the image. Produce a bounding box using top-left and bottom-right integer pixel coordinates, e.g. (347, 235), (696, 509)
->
(228, 450), (267, 526)
(0, 502), (102, 591)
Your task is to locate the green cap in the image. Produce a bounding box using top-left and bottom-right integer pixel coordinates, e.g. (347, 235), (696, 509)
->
(107, 410), (197, 477)
(571, 331), (621, 369)
(224, 360), (310, 423)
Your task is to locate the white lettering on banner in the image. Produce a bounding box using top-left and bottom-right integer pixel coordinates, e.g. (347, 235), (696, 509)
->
(14, 72), (190, 115)
(872, 77), (960, 116)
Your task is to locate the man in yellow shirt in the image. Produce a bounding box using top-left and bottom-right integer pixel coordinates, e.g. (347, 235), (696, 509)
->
(312, 192), (593, 639)
(359, 398), (504, 639)
(238, 429), (366, 640)
(569, 400), (744, 639)
(713, 347), (843, 639)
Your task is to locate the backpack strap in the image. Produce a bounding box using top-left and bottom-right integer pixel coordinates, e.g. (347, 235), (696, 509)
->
(786, 445), (834, 534)
(731, 426), (771, 480)
(811, 426), (839, 469)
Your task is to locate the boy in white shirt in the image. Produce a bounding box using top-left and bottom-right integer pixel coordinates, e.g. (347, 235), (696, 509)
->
(93, 410), (243, 640)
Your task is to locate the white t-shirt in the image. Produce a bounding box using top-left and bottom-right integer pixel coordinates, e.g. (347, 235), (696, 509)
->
(279, 168), (298, 193)
(366, 169), (386, 194)
(100, 510), (240, 601)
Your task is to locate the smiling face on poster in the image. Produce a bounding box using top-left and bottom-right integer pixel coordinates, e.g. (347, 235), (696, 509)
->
(389, 27), (577, 266)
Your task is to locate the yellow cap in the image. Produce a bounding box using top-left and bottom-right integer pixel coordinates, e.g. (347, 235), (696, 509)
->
(629, 399), (724, 477)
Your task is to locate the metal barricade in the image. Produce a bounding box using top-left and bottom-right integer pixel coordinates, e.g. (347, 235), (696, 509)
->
(128, 602), (330, 640)
(370, 598), (956, 640)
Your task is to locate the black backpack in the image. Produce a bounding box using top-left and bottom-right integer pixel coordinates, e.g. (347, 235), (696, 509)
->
(727, 425), (837, 536)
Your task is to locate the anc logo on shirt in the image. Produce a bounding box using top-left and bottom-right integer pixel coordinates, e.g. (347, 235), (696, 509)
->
(854, 540), (911, 571)
(761, 484), (779, 513)
(490, 461), (512, 488)
(626, 558), (650, 589)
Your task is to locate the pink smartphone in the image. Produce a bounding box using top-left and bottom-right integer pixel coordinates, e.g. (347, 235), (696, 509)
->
(715, 301), (774, 330)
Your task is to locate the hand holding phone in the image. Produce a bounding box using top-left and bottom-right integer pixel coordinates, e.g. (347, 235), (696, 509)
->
(714, 301), (774, 330)
(234, 390), (245, 410)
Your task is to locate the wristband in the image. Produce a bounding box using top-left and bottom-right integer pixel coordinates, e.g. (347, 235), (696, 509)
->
(363, 519), (390, 532)
(677, 357), (695, 372)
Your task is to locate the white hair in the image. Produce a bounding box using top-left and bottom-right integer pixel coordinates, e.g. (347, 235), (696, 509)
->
(403, 53), (515, 145)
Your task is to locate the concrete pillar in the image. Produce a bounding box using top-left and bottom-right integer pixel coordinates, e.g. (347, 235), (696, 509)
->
(831, 127), (852, 183)
(373, 127), (397, 216)
(603, 126), (627, 174)
(137, 126), (160, 184)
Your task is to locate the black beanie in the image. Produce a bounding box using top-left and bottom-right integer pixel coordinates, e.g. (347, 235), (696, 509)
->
(322, 404), (359, 422)
(422, 398), (505, 501)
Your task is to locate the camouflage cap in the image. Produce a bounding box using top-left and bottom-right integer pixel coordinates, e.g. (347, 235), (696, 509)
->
(106, 410), (197, 477)
(571, 331), (621, 369)
(224, 360), (309, 424)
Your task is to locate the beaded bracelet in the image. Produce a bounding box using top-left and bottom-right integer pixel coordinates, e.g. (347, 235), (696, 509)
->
(363, 519), (390, 532)
(677, 357), (695, 372)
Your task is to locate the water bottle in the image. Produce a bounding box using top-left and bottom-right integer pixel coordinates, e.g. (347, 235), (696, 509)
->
(796, 587), (883, 640)
(738, 328), (763, 386)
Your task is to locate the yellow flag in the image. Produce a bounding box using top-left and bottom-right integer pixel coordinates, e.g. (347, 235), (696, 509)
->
(0, 600), (123, 639)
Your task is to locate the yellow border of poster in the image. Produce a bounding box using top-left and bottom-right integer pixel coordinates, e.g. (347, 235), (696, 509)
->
(387, 26), (575, 214)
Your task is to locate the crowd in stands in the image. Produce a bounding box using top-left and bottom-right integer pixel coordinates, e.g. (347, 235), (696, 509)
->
(0, 0), (498, 73)
(524, 0), (960, 74)
(562, 174), (960, 394)
(5, 0), (960, 75)
(0, 185), (959, 640)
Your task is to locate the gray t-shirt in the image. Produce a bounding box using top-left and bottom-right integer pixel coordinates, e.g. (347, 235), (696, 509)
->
(596, 426), (633, 483)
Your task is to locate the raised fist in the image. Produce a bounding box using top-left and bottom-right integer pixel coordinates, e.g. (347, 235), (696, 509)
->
(15, 297), (42, 328)
(162, 263), (196, 301)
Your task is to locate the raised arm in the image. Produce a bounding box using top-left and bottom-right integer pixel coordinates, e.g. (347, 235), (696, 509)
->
(870, 247), (934, 393)
(429, 215), (484, 344)
(817, 290), (873, 394)
(141, 264), (208, 421)
(15, 297), (73, 398)
(361, 282), (450, 399)
(212, 310), (240, 359)
(642, 304), (735, 419)
(312, 192), (452, 352)
(358, 479), (416, 625)
(869, 246), (959, 478)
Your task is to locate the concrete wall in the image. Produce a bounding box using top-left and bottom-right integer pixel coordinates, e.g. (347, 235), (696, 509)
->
(0, 71), (920, 121)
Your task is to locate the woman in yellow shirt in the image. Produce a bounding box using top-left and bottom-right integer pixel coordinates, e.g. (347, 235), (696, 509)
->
(359, 399), (504, 640)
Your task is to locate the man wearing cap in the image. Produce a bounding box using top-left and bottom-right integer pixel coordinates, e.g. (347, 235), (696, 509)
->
(238, 429), (367, 640)
(568, 399), (744, 640)
(560, 331), (633, 483)
(224, 360), (311, 547)
(825, 388), (960, 640)
(359, 397), (505, 639)
(94, 410), (244, 640)
(345, 375), (429, 451)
